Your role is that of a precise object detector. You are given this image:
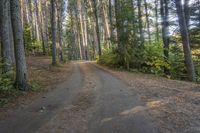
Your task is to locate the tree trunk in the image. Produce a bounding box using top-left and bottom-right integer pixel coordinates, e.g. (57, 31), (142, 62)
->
(160, 0), (170, 74)
(137, 0), (144, 46)
(0, 0), (13, 73)
(155, 0), (159, 41)
(57, 14), (64, 62)
(10, 0), (28, 90)
(109, 0), (113, 41)
(175, 0), (195, 81)
(50, 0), (57, 65)
(184, 0), (190, 28)
(93, 0), (101, 56)
(144, 0), (151, 44)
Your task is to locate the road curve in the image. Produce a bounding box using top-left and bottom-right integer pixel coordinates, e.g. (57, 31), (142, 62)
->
(0, 61), (159, 133)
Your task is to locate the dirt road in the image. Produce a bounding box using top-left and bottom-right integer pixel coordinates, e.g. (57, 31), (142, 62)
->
(1, 61), (197, 133)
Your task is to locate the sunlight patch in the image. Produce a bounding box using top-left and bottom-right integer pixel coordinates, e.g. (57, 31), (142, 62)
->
(120, 106), (148, 116)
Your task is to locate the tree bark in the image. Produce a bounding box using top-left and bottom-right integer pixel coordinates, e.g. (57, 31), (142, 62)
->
(155, 0), (159, 41)
(160, 0), (170, 74)
(50, 0), (57, 65)
(144, 0), (151, 44)
(175, 0), (196, 81)
(10, 0), (28, 90)
(137, 0), (144, 46)
(93, 0), (101, 56)
(0, 0), (13, 73)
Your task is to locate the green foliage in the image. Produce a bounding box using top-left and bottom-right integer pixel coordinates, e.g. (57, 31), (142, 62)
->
(190, 27), (200, 48)
(0, 59), (16, 106)
(98, 41), (192, 81)
(142, 42), (170, 75)
(24, 24), (43, 54)
(98, 49), (123, 67)
(169, 45), (186, 80)
(0, 71), (14, 91)
(0, 58), (15, 92)
(193, 49), (200, 82)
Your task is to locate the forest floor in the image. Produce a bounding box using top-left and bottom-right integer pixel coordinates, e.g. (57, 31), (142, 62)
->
(0, 58), (200, 133)
(94, 63), (200, 133)
(0, 56), (72, 116)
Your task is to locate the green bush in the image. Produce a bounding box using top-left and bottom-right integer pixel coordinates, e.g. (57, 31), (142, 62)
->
(98, 49), (123, 67)
(141, 42), (169, 75)
(0, 71), (14, 92)
(169, 44), (186, 80)
(98, 41), (200, 82)
(0, 60), (15, 106)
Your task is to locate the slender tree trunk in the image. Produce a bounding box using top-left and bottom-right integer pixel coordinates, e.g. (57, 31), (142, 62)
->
(27, 0), (35, 40)
(114, 0), (121, 46)
(50, 0), (57, 65)
(184, 0), (190, 28)
(137, 0), (144, 46)
(57, 14), (64, 62)
(109, 0), (113, 41)
(155, 0), (159, 41)
(175, 0), (195, 81)
(144, 0), (151, 44)
(160, 0), (170, 74)
(101, 1), (111, 48)
(93, 0), (101, 56)
(10, 0), (28, 90)
(74, 4), (84, 60)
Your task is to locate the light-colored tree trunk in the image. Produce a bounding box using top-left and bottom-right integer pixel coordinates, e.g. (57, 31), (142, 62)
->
(144, 0), (151, 44)
(50, 0), (57, 65)
(93, 0), (101, 56)
(137, 0), (144, 46)
(155, 0), (159, 41)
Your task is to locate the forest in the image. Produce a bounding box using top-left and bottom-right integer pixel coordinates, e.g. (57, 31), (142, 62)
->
(0, 0), (200, 132)
(0, 0), (199, 94)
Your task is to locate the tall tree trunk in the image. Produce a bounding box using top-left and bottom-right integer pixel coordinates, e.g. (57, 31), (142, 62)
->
(144, 0), (151, 44)
(175, 0), (195, 81)
(8, 3), (15, 65)
(0, 0), (13, 73)
(137, 0), (144, 46)
(10, 0), (28, 90)
(57, 14), (64, 62)
(160, 0), (170, 73)
(155, 0), (159, 41)
(37, 1), (46, 55)
(50, 0), (57, 65)
(109, 0), (113, 41)
(93, 0), (101, 56)
(184, 0), (190, 28)
(27, 0), (35, 40)
(114, 0), (121, 47)
(100, 1), (111, 48)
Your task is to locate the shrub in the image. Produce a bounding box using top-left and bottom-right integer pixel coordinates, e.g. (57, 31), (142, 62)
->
(142, 42), (170, 75)
(98, 49), (123, 67)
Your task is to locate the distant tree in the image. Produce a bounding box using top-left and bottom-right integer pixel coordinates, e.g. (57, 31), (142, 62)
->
(50, 0), (57, 65)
